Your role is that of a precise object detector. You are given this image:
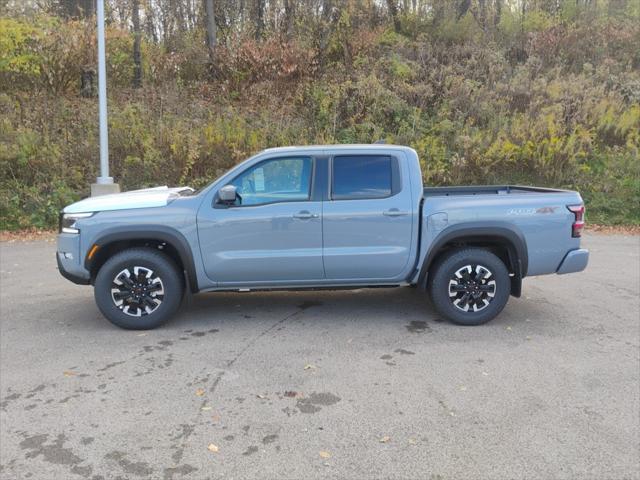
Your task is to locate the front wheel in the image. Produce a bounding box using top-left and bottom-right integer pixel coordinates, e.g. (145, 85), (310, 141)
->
(94, 248), (184, 330)
(428, 248), (511, 326)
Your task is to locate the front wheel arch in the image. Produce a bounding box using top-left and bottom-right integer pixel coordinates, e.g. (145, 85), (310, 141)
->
(85, 227), (199, 293)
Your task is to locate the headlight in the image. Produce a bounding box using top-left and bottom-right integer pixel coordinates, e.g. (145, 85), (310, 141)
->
(59, 212), (94, 234)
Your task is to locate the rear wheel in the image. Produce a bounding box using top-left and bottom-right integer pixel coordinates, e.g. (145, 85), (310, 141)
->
(428, 248), (510, 326)
(94, 248), (183, 330)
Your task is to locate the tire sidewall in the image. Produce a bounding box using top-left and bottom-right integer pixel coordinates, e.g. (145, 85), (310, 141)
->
(94, 249), (183, 330)
(429, 248), (511, 326)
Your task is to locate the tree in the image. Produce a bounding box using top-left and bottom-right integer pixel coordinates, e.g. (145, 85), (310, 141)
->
(204, 0), (217, 73)
(386, 0), (401, 33)
(132, 0), (142, 88)
(283, 0), (295, 39)
(58, 0), (95, 18)
(456, 0), (471, 20)
(252, 0), (265, 40)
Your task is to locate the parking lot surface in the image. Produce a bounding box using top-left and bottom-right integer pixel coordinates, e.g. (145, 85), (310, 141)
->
(1, 233), (639, 480)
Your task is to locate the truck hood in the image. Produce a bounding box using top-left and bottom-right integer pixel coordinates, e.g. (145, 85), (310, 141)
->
(63, 186), (195, 214)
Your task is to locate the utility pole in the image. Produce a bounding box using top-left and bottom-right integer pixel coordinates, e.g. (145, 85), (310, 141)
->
(91, 0), (120, 196)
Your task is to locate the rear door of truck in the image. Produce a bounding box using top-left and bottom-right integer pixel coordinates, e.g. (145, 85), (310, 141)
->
(322, 152), (414, 280)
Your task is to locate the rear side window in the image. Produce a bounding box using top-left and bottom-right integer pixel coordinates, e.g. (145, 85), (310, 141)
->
(332, 155), (393, 200)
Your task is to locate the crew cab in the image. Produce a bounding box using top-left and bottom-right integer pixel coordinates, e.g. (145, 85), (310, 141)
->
(57, 145), (589, 329)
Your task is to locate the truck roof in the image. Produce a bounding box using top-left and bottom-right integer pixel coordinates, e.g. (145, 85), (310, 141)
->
(261, 144), (415, 154)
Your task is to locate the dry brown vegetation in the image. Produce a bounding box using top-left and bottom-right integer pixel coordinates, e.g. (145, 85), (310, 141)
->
(1, 0), (638, 229)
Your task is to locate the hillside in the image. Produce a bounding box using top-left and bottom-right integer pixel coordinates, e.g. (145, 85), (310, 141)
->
(1, 0), (638, 229)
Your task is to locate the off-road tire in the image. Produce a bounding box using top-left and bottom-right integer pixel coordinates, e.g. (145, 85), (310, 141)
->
(428, 248), (510, 326)
(94, 248), (183, 330)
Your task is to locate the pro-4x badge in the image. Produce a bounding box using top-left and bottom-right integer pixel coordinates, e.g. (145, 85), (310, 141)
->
(536, 206), (558, 214)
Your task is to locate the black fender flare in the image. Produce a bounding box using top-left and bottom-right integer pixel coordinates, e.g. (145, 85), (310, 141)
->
(84, 226), (199, 292)
(418, 221), (528, 290)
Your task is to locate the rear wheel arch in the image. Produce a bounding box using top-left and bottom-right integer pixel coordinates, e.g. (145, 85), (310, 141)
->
(85, 227), (199, 293)
(420, 223), (528, 294)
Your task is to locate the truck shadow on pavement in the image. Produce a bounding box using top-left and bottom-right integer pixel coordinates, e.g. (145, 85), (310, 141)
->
(170, 286), (573, 345)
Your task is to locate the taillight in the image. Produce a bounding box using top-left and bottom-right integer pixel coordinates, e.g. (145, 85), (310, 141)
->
(567, 204), (585, 238)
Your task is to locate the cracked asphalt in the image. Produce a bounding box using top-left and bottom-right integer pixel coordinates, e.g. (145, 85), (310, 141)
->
(0, 233), (639, 480)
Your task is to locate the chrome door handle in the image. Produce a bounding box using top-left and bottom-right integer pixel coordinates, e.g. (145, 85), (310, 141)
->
(383, 209), (408, 217)
(293, 211), (319, 219)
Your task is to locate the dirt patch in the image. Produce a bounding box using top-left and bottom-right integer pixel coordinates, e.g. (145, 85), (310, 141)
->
(587, 224), (640, 235)
(394, 348), (415, 355)
(104, 451), (154, 476)
(242, 445), (259, 456)
(262, 434), (278, 444)
(297, 300), (323, 310)
(405, 321), (430, 333)
(295, 392), (341, 414)
(19, 433), (93, 477)
(0, 229), (56, 243)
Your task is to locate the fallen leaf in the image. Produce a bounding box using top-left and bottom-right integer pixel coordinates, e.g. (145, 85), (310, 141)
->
(207, 443), (219, 453)
(379, 436), (390, 443)
(304, 364), (316, 370)
(526, 336), (531, 341)
(506, 326), (512, 331)
(284, 391), (297, 398)
(211, 414), (221, 423)
(63, 371), (76, 377)
(195, 388), (205, 396)
(201, 406), (212, 411)
(319, 451), (331, 459)
(256, 394), (266, 399)
(408, 438), (417, 445)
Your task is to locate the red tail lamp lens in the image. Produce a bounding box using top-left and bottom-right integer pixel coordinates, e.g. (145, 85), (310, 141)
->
(567, 204), (585, 238)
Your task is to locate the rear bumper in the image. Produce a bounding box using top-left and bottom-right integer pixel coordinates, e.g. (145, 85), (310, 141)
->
(556, 248), (589, 275)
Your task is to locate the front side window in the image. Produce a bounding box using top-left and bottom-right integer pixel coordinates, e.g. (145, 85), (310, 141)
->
(230, 157), (312, 206)
(332, 155), (392, 200)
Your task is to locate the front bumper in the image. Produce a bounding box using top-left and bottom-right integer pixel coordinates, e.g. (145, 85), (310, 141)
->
(56, 233), (91, 285)
(56, 253), (90, 284)
(556, 248), (589, 275)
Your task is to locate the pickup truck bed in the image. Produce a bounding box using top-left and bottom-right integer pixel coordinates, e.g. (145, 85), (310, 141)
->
(418, 183), (586, 280)
(423, 185), (572, 196)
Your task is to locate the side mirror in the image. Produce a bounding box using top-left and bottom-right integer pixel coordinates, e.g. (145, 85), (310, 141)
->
(218, 184), (238, 204)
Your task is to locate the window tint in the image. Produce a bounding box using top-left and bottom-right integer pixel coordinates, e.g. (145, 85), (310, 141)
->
(332, 155), (392, 200)
(231, 157), (312, 206)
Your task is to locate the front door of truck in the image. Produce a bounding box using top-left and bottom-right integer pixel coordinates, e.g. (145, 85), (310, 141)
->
(197, 156), (324, 285)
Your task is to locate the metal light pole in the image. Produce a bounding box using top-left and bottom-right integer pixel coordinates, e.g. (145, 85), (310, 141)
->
(91, 0), (120, 196)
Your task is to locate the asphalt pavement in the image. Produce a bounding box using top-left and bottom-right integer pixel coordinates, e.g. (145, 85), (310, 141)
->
(0, 233), (638, 480)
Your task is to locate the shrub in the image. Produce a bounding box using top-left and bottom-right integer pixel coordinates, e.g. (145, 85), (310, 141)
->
(1, 11), (638, 229)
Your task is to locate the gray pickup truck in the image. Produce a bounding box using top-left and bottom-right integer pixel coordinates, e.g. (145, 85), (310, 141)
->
(57, 145), (589, 329)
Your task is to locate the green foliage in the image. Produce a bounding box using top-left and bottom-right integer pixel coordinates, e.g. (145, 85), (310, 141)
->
(522, 10), (555, 33)
(0, 18), (41, 80)
(1, 7), (639, 229)
(436, 13), (479, 44)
